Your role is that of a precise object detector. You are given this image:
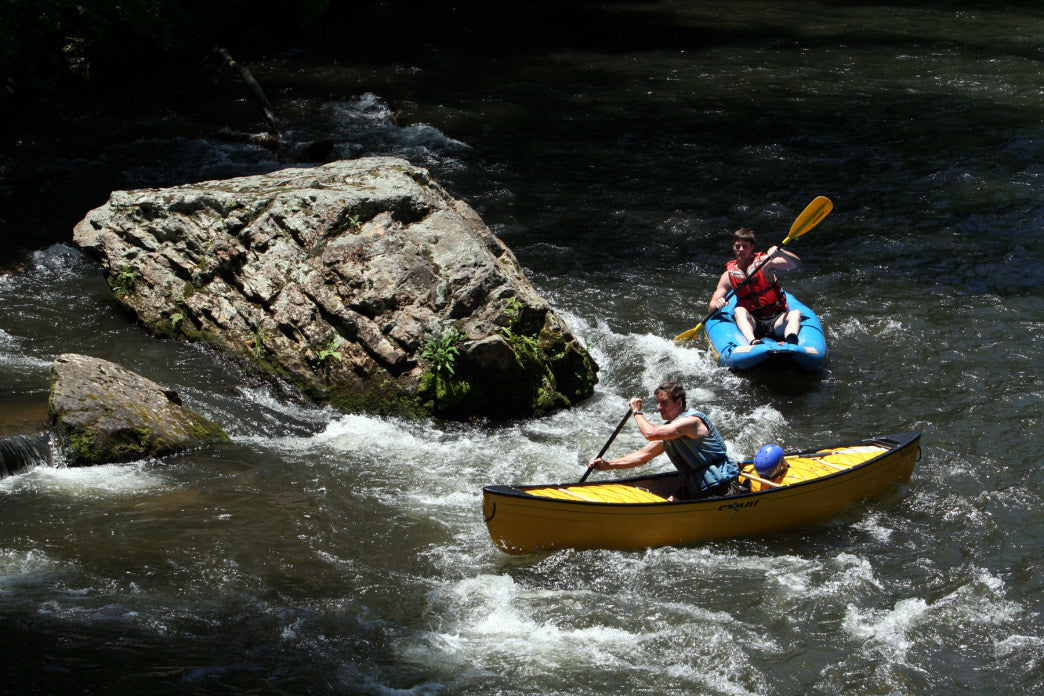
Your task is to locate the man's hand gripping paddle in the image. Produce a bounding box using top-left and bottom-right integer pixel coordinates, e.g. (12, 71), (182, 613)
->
(673, 196), (833, 344)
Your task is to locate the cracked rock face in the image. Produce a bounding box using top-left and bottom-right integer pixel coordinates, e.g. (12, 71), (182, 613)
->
(73, 157), (598, 420)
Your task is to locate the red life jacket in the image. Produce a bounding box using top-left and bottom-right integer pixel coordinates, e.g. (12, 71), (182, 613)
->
(726, 253), (788, 318)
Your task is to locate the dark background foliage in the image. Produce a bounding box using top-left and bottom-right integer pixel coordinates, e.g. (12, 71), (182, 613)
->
(0, 1), (333, 109)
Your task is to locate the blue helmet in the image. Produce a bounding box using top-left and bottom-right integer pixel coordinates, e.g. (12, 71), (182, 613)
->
(754, 444), (786, 479)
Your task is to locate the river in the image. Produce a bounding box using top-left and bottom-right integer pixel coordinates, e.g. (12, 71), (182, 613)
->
(0, 2), (1041, 694)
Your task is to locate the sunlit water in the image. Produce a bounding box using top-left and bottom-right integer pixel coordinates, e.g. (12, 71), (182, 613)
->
(1, 2), (1041, 694)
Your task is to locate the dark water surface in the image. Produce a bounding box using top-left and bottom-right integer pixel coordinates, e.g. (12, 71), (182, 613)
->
(1, 2), (1041, 694)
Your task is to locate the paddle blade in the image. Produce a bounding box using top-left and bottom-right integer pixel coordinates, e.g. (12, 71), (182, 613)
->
(673, 322), (704, 344)
(784, 196), (832, 244)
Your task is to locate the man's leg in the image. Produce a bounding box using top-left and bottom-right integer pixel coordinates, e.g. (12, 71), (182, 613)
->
(776, 309), (801, 343)
(733, 306), (757, 344)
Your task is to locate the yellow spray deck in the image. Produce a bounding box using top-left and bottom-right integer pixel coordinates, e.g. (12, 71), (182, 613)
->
(524, 444), (890, 503)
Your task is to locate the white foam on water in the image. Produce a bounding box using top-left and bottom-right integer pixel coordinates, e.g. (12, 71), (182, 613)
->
(0, 460), (169, 499)
(842, 566), (1020, 666)
(398, 570), (769, 692)
(751, 551), (886, 622)
(398, 123), (471, 151)
(843, 596), (931, 661)
(0, 547), (68, 589)
(572, 318), (726, 398)
(0, 345), (51, 371)
(26, 243), (94, 279)
(400, 574), (639, 671)
(832, 552), (885, 591)
(720, 404), (788, 459)
(315, 413), (418, 451)
(266, 403), (596, 485)
(851, 511), (896, 543)
(233, 384), (336, 423)
(318, 92), (471, 170)
(994, 633), (1044, 675)
(831, 315), (907, 341)
(397, 550), (784, 695)
(937, 490), (993, 527)
(255, 412), (424, 463)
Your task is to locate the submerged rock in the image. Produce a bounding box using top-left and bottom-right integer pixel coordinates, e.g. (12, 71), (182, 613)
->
(50, 353), (229, 465)
(73, 157), (598, 419)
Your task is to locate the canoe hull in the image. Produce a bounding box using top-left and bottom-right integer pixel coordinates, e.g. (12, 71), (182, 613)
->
(483, 432), (920, 555)
(705, 291), (827, 372)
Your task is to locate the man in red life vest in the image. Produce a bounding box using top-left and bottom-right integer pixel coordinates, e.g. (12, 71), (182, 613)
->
(708, 227), (802, 345)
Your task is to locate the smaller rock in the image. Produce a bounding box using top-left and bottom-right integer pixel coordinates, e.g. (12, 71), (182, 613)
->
(49, 353), (229, 466)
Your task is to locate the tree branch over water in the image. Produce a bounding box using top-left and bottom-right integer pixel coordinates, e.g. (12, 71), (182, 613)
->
(214, 46), (285, 141)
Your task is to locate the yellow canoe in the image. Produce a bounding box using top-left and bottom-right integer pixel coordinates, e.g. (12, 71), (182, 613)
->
(482, 431), (921, 554)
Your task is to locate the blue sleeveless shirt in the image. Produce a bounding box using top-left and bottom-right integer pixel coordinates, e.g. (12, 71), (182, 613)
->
(661, 409), (738, 495)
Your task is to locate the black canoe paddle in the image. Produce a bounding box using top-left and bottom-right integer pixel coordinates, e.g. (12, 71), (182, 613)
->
(579, 408), (633, 483)
(673, 196), (833, 344)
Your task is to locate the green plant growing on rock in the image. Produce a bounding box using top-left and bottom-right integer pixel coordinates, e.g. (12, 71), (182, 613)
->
(318, 340), (342, 363)
(421, 328), (461, 377)
(499, 297), (542, 365)
(496, 317), (575, 416)
(247, 326), (266, 359)
(499, 326), (541, 366)
(418, 328), (469, 414)
(68, 428), (98, 464)
(168, 290), (189, 333)
(312, 337), (343, 371)
(113, 264), (138, 299)
(502, 297), (522, 325)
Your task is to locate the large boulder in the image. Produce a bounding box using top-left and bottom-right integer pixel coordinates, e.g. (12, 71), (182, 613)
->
(72, 157), (597, 419)
(50, 353), (229, 465)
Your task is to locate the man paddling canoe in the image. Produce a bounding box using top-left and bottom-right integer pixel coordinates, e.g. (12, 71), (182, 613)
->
(587, 382), (741, 500)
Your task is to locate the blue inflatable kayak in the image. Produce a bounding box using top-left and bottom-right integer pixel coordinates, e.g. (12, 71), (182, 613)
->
(704, 291), (828, 372)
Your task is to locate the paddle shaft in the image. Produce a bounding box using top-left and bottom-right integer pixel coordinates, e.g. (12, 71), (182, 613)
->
(677, 245), (790, 339)
(579, 408), (632, 483)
